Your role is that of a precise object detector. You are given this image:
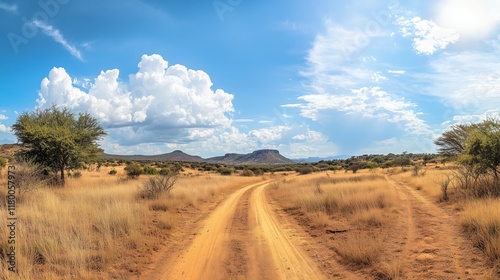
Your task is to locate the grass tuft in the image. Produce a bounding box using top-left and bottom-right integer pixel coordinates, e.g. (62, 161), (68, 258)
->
(461, 199), (500, 261)
(333, 233), (384, 266)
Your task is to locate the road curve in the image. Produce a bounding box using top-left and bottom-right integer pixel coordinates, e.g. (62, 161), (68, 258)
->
(156, 180), (326, 280)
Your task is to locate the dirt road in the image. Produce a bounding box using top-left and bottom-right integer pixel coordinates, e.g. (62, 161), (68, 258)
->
(144, 175), (492, 280)
(385, 175), (488, 279)
(153, 181), (326, 280)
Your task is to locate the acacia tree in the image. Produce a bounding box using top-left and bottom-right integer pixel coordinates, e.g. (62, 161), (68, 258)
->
(12, 106), (106, 185)
(436, 118), (500, 196)
(463, 118), (500, 185)
(434, 123), (477, 156)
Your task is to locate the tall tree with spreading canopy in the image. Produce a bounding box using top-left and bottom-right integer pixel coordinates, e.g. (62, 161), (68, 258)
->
(436, 117), (500, 197)
(434, 123), (478, 156)
(12, 106), (107, 185)
(462, 118), (500, 184)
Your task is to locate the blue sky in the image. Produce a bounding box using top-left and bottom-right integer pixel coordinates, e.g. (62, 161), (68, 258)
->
(1, 0), (500, 158)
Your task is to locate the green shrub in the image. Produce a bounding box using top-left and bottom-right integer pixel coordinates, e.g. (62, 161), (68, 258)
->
(203, 165), (216, 171)
(143, 166), (159, 175)
(297, 166), (314, 175)
(219, 167), (233, 176)
(255, 169), (264, 175)
(159, 168), (170, 175)
(366, 161), (378, 169)
(108, 169), (117, 175)
(124, 164), (144, 179)
(241, 169), (254, 176)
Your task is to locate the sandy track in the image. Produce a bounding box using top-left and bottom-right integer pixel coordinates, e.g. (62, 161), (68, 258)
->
(385, 175), (488, 279)
(250, 182), (326, 280)
(155, 181), (326, 280)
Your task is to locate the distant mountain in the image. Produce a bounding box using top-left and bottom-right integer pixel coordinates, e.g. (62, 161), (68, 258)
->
(0, 142), (294, 165)
(293, 155), (351, 163)
(102, 149), (294, 165)
(206, 149), (295, 165)
(102, 150), (203, 163)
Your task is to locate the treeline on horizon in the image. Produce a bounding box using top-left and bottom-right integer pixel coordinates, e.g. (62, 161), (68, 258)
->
(0, 142), (443, 178)
(98, 152), (444, 177)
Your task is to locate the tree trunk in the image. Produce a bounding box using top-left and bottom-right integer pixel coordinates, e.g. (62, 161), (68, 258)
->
(60, 164), (65, 185)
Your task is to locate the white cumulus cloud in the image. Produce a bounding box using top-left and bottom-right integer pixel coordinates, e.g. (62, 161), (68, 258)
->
(37, 54), (235, 146)
(0, 124), (8, 132)
(396, 16), (460, 55)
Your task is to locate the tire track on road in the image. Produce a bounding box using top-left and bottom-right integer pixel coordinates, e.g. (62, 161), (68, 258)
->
(250, 183), (327, 280)
(385, 175), (487, 279)
(156, 180), (327, 280)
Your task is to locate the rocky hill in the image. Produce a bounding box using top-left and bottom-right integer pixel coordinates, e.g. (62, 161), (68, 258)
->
(103, 149), (294, 165)
(102, 150), (203, 163)
(0, 143), (295, 166)
(206, 149), (295, 165)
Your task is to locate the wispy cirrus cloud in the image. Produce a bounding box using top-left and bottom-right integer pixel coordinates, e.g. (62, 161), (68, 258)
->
(32, 20), (83, 61)
(387, 70), (406, 75)
(302, 20), (376, 89)
(290, 20), (433, 137)
(0, 2), (16, 12)
(285, 87), (431, 136)
(422, 46), (500, 116)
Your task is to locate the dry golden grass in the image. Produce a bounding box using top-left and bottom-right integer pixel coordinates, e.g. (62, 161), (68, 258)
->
(292, 173), (397, 218)
(353, 209), (385, 228)
(334, 232), (385, 266)
(307, 211), (332, 228)
(0, 166), (260, 279)
(461, 199), (500, 262)
(270, 171), (399, 267)
(377, 259), (405, 280)
(389, 167), (451, 200)
(0, 175), (147, 279)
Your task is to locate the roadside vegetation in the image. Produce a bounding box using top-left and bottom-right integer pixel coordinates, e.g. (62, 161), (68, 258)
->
(390, 118), (500, 274)
(269, 171), (400, 274)
(433, 118), (500, 270)
(0, 164), (260, 279)
(12, 106), (106, 185)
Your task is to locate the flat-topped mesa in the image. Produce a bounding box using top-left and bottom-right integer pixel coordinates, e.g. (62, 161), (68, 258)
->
(250, 149), (280, 155)
(206, 149), (294, 165)
(98, 147), (294, 165)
